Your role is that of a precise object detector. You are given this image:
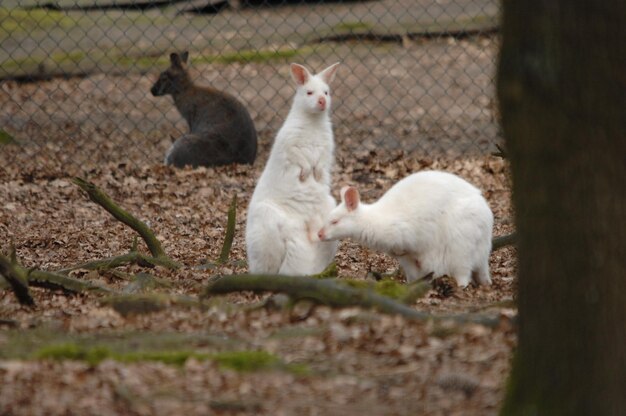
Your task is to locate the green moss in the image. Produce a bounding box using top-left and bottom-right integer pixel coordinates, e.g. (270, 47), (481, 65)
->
(0, 7), (78, 35)
(0, 128), (16, 145)
(55, 50), (85, 65)
(341, 278), (407, 299)
(34, 343), (305, 374)
(311, 262), (338, 279)
(337, 277), (430, 304)
(375, 279), (408, 299)
(2, 50), (86, 73)
(114, 46), (309, 72)
(212, 350), (279, 372)
(121, 350), (211, 366)
(195, 47), (310, 65)
(36, 344), (112, 367)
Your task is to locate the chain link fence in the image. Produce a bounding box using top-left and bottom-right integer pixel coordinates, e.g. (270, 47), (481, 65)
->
(0, 0), (501, 175)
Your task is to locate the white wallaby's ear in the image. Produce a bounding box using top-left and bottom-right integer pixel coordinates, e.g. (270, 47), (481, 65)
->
(344, 187), (360, 212)
(339, 186), (351, 203)
(180, 51), (189, 64)
(318, 62), (340, 85)
(290, 63), (311, 86)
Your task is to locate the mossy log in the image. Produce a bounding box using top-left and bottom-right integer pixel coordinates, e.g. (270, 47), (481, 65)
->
(72, 177), (179, 269)
(101, 293), (201, 317)
(0, 251), (34, 306)
(204, 274), (500, 326)
(27, 269), (112, 294)
(0, 252), (113, 305)
(204, 274), (429, 319)
(58, 250), (176, 274)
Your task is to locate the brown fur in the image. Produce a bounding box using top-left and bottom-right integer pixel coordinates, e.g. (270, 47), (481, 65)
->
(151, 51), (257, 168)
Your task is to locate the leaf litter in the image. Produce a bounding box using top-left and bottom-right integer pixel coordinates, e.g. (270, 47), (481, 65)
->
(0, 37), (516, 415)
(0, 149), (516, 416)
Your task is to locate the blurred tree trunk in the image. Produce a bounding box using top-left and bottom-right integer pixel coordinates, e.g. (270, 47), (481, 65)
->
(497, 0), (626, 414)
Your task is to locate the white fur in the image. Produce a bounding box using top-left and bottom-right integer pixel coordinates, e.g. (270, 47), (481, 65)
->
(246, 62), (340, 275)
(318, 171), (494, 287)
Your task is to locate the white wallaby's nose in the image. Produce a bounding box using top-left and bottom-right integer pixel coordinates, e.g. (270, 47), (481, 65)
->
(317, 96), (326, 110)
(318, 229), (325, 241)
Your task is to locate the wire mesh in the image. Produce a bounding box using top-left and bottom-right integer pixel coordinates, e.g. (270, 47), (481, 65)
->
(0, 0), (502, 175)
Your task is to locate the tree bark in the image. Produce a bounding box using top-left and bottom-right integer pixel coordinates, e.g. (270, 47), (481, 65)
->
(498, 1), (626, 414)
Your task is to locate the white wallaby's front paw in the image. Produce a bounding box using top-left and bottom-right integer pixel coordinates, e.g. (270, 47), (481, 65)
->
(313, 166), (324, 182)
(299, 166), (314, 182)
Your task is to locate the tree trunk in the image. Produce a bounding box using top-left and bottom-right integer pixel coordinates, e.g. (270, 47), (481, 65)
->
(498, 1), (626, 414)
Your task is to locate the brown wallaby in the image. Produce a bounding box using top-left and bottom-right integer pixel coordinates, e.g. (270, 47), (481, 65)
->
(151, 51), (257, 168)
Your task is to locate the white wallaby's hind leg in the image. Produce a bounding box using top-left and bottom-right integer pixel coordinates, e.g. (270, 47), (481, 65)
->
(450, 265), (473, 288)
(473, 260), (492, 286)
(246, 204), (287, 274)
(397, 255), (426, 282)
(312, 239), (338, 273)
(279, 236), (334, 276)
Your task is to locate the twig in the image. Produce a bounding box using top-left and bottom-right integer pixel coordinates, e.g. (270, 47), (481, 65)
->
(217, 194), (237, 265)
(72, 178), (179, 269)
(492, 232), (517, 251)
(58, 251), (175, 274)
(58, 252), (143, 274)
(492, 143), (508, 159)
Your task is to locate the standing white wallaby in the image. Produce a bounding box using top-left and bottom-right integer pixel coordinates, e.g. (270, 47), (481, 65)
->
(318, 171), (494, 287)
(246, 62), (341, 275)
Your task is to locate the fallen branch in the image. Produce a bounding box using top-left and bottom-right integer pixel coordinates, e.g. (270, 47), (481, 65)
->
(101, 293), (201, 317)
(0, 250), (34, 306)
(72, 178), (179, 269)
(203, 274), (500, 326)
(122, 272), (171, 294)
(58, 251), (175, 274)
(58, 252), (143, 274)
(0, 252), (112, 299)
(28, 269), (113, 294)
(492, 232), (517, 251)
(217, 194), (237, 265)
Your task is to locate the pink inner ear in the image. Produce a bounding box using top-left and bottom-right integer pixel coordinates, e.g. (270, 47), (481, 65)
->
(319, 62), (340, 85)
(345, 187), (360, 211)
(290, 64), (309, 86)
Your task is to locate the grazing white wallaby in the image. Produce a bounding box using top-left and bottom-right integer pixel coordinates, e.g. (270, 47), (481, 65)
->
(246, 62), (341, 275)
(318, 171), (494, 287)
(151, 51), (257, 168)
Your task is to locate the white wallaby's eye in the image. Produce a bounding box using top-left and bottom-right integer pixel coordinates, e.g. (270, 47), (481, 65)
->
(306, 90), (313, 96)
(331, 219), (339, 225)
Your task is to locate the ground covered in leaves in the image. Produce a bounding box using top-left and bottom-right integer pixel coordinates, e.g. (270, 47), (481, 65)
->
(0, 145), (516, 415)
(0, 33), (516, 415)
